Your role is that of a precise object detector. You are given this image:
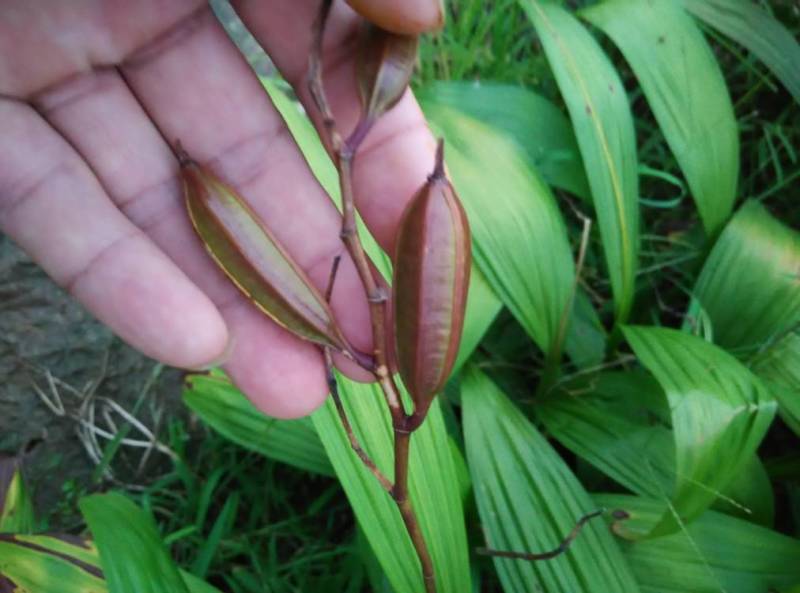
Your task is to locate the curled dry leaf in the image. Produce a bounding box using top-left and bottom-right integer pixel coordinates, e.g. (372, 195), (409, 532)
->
(179, 147), (351, 354)
(356, 23), (418, 128)
(346, 0), (444, 35)
(393, 141), (471, 417)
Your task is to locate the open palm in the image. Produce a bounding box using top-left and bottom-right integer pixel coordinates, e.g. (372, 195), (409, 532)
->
(0, 0), (437, 417)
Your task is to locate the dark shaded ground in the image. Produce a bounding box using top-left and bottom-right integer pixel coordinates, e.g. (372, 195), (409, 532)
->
(0, 0), (272, 523)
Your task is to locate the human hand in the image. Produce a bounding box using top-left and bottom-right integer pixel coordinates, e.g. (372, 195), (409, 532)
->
(0, 0), (439, 418)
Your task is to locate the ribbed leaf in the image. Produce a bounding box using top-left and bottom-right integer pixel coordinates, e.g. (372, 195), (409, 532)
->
(519, 0), (639, 323)
(754, 331), (800, 437)
(80, 493), (190, 593)
(0, 534), (105, 593)
(693, 200), (800, 358)
(597, 493), (800, 593)
(0, 456), (35, 534)
(584, 0), (738, 235)
(462, 367), (640, 593)
(682, 0), (800, 105)
(266, 78), (500, 367)
(539, 371), (775, 526)
(183, 373), (333, 476)
(0, 534), (221, 593)
(423, 103), (575, 358)
(417, 81), (590, 200)
(312, 375), (470, 593)
(623, 326), (776, 536)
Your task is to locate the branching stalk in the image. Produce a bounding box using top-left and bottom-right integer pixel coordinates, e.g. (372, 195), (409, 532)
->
(308, 3), (436, 591)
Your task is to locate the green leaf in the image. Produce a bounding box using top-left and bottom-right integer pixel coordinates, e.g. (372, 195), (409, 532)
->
(519, 0), (639, 323)
(754, 330), (800, 437)
(0, 534), (222, 593)
(539, 371), (775, 526)
(312, 375), (471, 593)
(423, 103), (575, 358)
(0, 534), (106, 593)
(682, 0), (800, 105)
(597, 493), (800, 593)
(622, 326), (776, 536)
(417, 81), (590, 200)
(80, 493), (190, 593)
(584, 0), (738, 235)
(693, 200), (800, 358)
(462, 367), (641, 593)
(0, 455), (35, 534)
(183, 373), (334, 476)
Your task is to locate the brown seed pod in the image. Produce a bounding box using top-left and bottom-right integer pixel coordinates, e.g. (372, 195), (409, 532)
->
(392, 141), (471, 417)
(179, 147), (351, 352)
(356, 23), (418, 127)
(346, 0), (444, 35)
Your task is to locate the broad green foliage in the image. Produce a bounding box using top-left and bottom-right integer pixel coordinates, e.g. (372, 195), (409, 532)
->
(417, 81), (590, 200)
(0, 535), (106, 593)
(81, 493), (191, 593)
(693, 200), (800, 357)
(682, 0), (800, 104)
(539, 371), (775, 526)
(423, 103), (576, 359)
(462, 367), (641, 593)
(0, 532), (221, 593)
(312, 375), (471, 593)
(623, 327), (776, 536)
(584, 0), (738, 235)
(183, 373), (334, 476)
(598, 494), (800, 593)
(754, 331), (800, 436)
(519, 0), (640, 323)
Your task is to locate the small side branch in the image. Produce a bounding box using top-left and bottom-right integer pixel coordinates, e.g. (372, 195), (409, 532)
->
(322, 254), (393, 493)
(477, 509), (605, 561)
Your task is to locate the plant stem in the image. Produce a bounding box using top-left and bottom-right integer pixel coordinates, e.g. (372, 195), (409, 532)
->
(307, 2), (437, 590)
(477, 509), (605, 561)
(393, 428), (436, 593)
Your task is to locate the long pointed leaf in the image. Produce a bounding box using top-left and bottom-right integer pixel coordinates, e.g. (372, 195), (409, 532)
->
(597, 493), (800, 593)
(519, 0), (639, 323)
(693, 200), (800, 358)
(754, 330), (800, 437)
(584, 0), (738, 235)
(423, 103), (575, 357)
(80, 493), (190, 593)
(183, 373), (334, 476)
(622, 326), (776, 536)
(0, 456), (35, 534)
(682, 0), (800, 105)
(417, 81), (590, 200)
(462, 367), (640, 593)
(539, 372), (775, 526)
(312, 375), (470, 593)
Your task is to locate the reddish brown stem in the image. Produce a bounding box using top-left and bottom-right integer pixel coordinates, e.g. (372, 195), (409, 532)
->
(477, 509), (605, 561)
(308, 2), (436, 591)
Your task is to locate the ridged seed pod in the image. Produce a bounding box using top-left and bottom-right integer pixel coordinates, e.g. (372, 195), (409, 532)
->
(393, 141), (471, 416)
(179, 148), (350, 352)
(356, 23), (418, 125)
(346, 0), (444, 35)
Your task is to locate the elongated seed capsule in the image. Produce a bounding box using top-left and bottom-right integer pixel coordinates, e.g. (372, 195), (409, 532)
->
(179, 147), (350, 352)
(346, 0), (444, 35)
(393, 141), (471, 416)
(356, 24), (418, 127)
